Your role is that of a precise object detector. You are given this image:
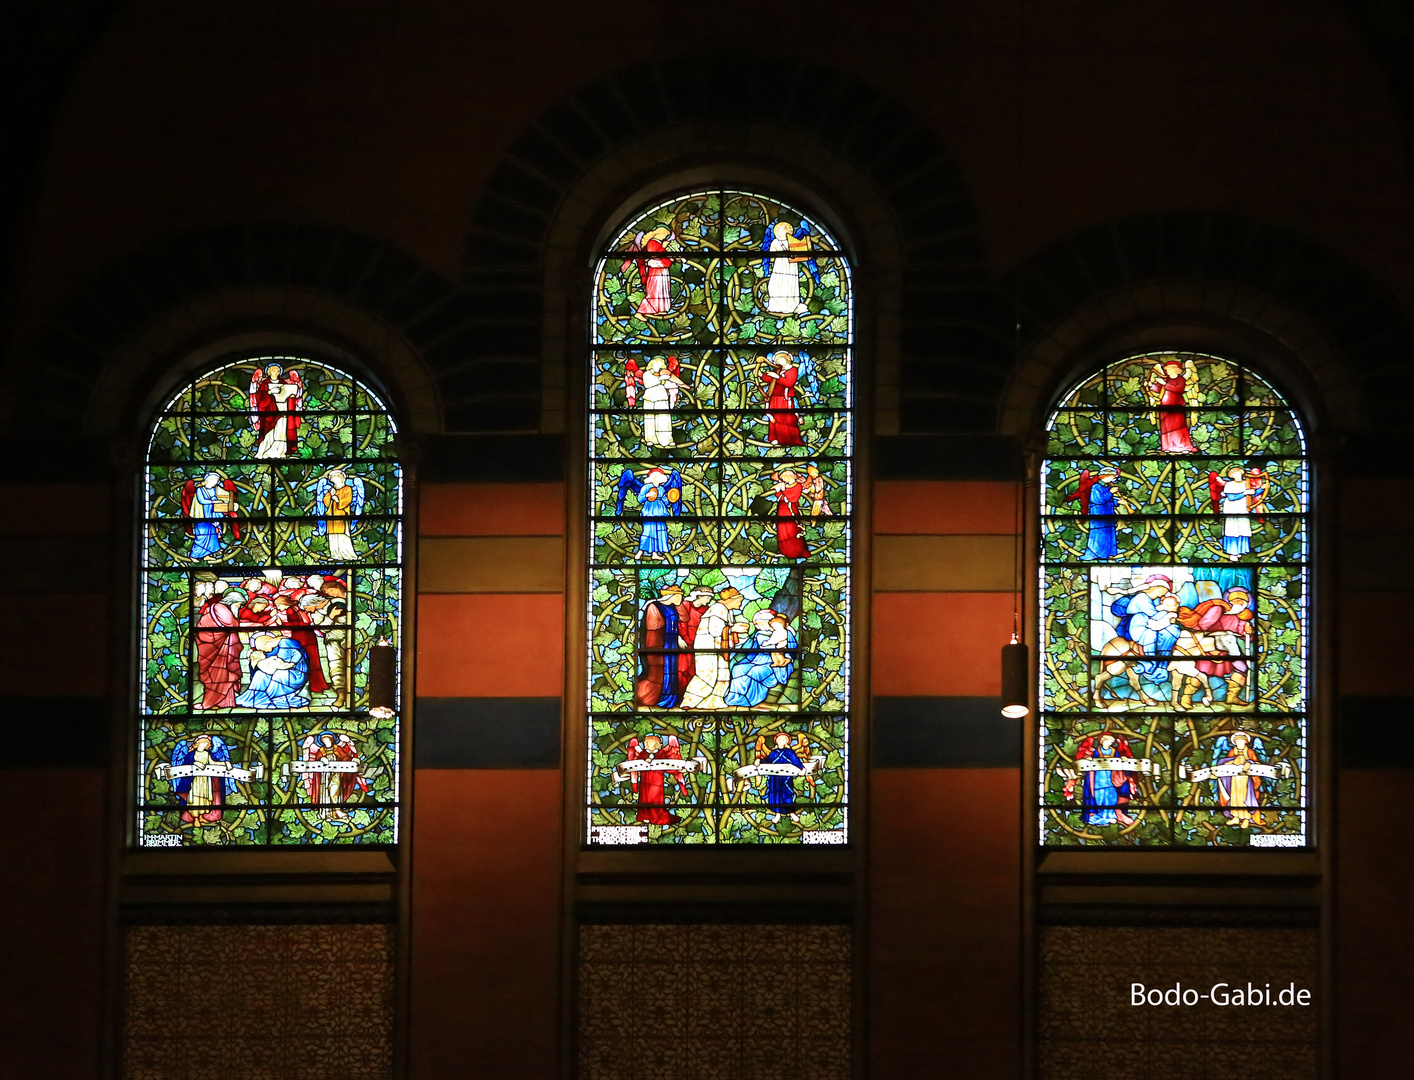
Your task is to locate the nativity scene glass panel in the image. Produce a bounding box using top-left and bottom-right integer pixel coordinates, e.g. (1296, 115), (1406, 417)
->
(1040, 353), (1308, 847)
(138, 357), (402, 846)
(588, 190), (852, 845)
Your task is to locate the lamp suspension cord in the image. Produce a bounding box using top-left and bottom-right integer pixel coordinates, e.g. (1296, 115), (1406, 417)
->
(1013, 314), (1024, 643)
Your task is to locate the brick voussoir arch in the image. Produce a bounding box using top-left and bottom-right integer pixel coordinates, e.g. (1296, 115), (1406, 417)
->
(991, 212), (1414, 436)
(461, 55), (987, 439)
(15, 219), (541, 444)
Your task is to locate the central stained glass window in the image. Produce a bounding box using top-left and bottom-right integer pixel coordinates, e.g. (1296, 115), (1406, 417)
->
(587, 190), (852, 845)
(1040, 352), (1309, 847)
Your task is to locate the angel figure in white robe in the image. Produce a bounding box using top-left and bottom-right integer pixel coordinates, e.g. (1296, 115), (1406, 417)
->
(312, 468), (367, 561)
(759, 219), (822, 315)
(629, 356), (689, 448)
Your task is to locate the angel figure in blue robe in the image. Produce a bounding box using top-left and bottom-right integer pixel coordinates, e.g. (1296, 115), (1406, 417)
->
(760, 219), (822, 316)
(753, 731), (813, 823)
(311, 467), (366, 562)
(171, 733), (237, 824)
(235, 630), (310, 709)
(725, 609), (797, 708)
(180, 472), (241, 560)
(1063, 466), (1122, 559)
(1063, 731), (1136, 827)
(616, 466), (683, 559)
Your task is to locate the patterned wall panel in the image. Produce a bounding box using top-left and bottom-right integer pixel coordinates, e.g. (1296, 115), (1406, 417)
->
(580, 923), (851, 1080)
(1039, 924), (1317, 1080)
(124, 922), (394, 1080)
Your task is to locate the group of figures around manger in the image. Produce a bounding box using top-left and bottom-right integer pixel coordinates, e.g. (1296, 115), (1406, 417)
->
(191, 573), (356, 712)
(178, 466), (369, 563)
(618, 730), (819, 828)
(1058, 729), (1278, 832)
(1093, 570), (1256, 712)
(634, 583), (799, 712)
(618, 216), (823, 320)
(163, 729), (368, 826)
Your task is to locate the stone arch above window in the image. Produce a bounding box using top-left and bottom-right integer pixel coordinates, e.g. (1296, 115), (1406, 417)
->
(137, 353), (404, 847)
(1039, 351), (1309, 848)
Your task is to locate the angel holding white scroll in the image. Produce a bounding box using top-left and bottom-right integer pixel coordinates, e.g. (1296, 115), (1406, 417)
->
(623, 734), (690, 826)
(754, 731), (814, 823)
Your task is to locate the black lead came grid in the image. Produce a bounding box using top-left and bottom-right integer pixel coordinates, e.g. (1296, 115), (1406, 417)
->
(587, 189), (853, 845)
(1038, 354), (1309, 848)
(139, 358), (404, 846)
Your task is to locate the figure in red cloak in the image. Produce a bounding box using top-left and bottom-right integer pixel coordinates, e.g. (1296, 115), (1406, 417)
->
(621, 226), (673, 317)
(625, 734), (689, 825)
(1146, 358), (1198, 453)
(636, 583), (686, 709)
(759, 351), (805, 446)
(770, 467), (810, 559)
(194, 581), (243, 709)
(677, 587), (714, 690)
(274, 595), (329, 693)
(1176, 586), (1254, 703)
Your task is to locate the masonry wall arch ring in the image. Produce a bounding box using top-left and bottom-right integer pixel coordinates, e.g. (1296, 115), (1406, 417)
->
(461, 57), (985, 437)
(999, 282), (1360, 439)
(992, 212), (1414, 442)
(14, 221), (462, 450)
(534, 127), (914, 433)
(91, 286), (442, 442)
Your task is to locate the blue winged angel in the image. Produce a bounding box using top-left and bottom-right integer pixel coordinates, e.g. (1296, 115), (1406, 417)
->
(616, 466), (684, 559)
(760, 218), (821, 316)
(171, 733), (238, 824)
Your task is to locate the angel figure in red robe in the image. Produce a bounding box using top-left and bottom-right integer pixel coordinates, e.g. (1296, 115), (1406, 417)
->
(624, 733), (690, 826)
(1145, 357), (1199, 453)
(756, 351), (806, 446)
(621, 226), (674, 317)
(249, 362), (304, 458)
(180, 472), (241, 560)
(769, 467), (810, 559)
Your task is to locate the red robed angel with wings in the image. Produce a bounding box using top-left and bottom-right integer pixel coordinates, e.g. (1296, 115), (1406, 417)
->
(1063, 733), (1135, 802)
(622, 355), (680, 407)
(625, 733), (690, 826)
(248, 364), (305, 450)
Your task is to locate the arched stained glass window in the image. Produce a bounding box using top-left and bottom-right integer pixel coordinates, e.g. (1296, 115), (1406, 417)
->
(139, 356), (403, 846)
(1040, 352), (1309, 847)
(587, 190), (852, 845)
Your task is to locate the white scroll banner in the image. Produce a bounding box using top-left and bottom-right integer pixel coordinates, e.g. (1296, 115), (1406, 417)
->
(611, 757), (710, 784)
(1183, 761), (1285, 782)
(1076, 757), (1160, 776)
(155, 762), (262, 783)
(725, 756), (826, 793)
(284, 760), (361, 775)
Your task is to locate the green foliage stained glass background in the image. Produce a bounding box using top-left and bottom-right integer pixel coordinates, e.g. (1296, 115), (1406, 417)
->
(588, 191), (852, 845)
(1040, 352), (1308, 847)
(139, 357), (402, 846)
